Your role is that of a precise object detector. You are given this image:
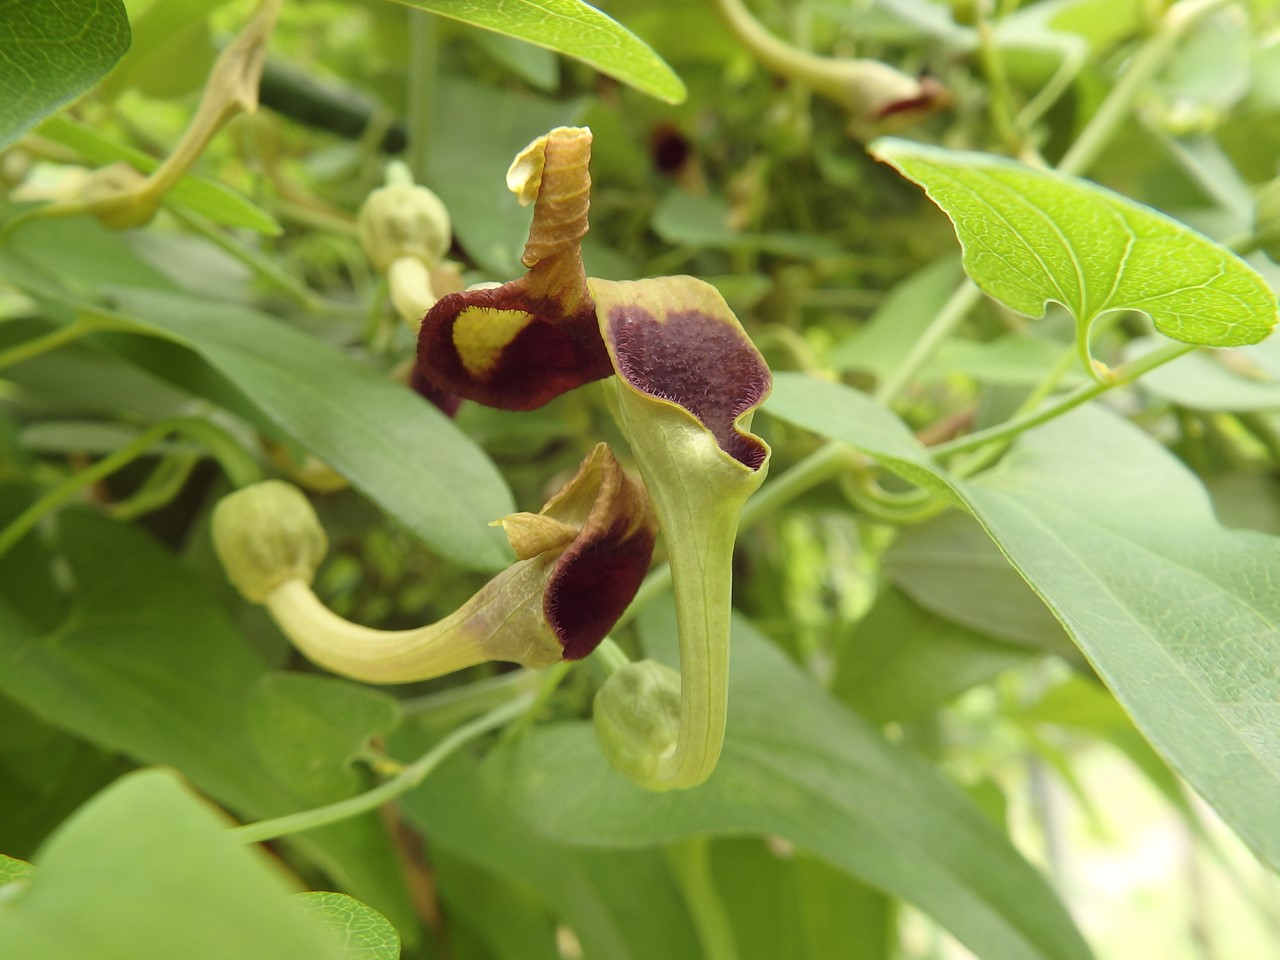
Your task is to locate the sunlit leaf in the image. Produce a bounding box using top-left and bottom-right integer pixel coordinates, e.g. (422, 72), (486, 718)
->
(296, 892), (400, 960)
(388, 0), (685, 103)
(0, 855), (32, 887)
(0, 0), (130, 149)
(871, 139), (1278, 347)
(766, 372), (1280, 870)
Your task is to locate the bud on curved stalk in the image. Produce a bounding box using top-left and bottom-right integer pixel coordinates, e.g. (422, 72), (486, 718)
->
(358, 161), (453, 326)
(211, 445), (655, 683)
(416, 126), (613, 410)
(590, 275), (771, 790)
(79, 0), (283, 229)
(711, 0), (949, 136)
(594, 660), (682, 785)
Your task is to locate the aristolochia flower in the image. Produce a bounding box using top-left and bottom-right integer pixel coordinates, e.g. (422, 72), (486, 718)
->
(414, 126), (772, 790)
(212, 444), (655, 682)
(416, 127), (612, 411)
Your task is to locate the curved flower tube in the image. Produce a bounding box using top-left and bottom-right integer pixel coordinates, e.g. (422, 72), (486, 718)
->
(710, 0), (949, 135)
(590, 276), (771, 789)
(416, 126), (613, 411)
(211, 445), (655, 683)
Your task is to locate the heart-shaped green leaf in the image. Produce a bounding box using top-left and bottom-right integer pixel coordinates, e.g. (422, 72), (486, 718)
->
(391, 0), (685, 104)
(765, 372), (1280, 870)
(871, 139), (1278, 348)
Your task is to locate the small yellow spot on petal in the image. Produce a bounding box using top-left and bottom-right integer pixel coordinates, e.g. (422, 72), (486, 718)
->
(453, 306), (535, 377)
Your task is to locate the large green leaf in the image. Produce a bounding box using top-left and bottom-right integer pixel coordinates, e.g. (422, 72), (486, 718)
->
(886, 511), (1077, 657)
(390, 0), (685, 103)
(870, 139), (1278, 347)
(104, 288), (514, 572)
(0, 505), (414, 933)
(0, 692), (131, 861)
(835, 586), (1033, 724)
(405, 752), (702, 960)
(0, 770), (350, 960)
(0, 0), (130, 149)
(765, 372), (1280, 870)
(710, 838), (895, 960)
(485, 604), (1093, 960)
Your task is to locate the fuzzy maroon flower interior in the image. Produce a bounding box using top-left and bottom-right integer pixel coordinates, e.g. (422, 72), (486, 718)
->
(534, 443), (656, 659)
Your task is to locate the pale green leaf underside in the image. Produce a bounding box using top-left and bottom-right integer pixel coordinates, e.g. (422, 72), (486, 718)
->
(765, 373), (1280, 871)
(296, 892), (401, 960)
(0, 0), (130, 150)
(871, 139), (1278, 348)
(388, 0), (685, 104)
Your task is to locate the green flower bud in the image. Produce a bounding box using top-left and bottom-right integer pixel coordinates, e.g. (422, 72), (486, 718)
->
(358, 161), (452, 273)
(82, 162), (162, 230)
(593, 660), (682, 790)
(211, 481), (328, 602)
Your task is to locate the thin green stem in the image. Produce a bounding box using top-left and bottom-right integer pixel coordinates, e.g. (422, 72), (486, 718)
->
(398, 669), (538, 723)
(232, 693), (533, 845)
(951, 341), (1079, 478)
(406, 10), (439, 181)
(667, 838), (740, 960)
(873, 281), (982, 405)
(500, 661), (571, 742)
(0, 317), (106, 371)
(593, 636), (632, 676)
(934, 341), (1196, 458)
(0, 416), (260, 562)
(0, 420), (174, 561)
(1056, 0), (1235, 177)
(975, 0), (1021, 152)
(168, 207), (327, 312)
(109, 453), (200, 521)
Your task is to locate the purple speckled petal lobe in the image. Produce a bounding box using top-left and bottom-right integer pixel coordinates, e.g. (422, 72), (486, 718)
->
(590, 276), (771, 469)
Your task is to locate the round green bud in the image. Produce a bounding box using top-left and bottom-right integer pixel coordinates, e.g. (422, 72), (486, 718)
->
(211, 481), (328, 603)
(358, 161), (451, 273)
(593, 660), (682, 788)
